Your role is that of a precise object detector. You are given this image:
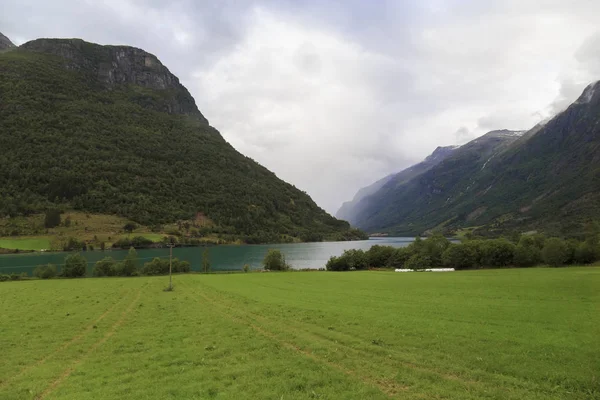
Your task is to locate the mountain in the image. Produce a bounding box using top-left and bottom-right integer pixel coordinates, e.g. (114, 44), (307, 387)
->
(0, 32), (15, 50)
(0, 38), (364, 243)
(353, 81), (600, 237)
(351, 130), (526, 234)
(336, 145), (457, 224)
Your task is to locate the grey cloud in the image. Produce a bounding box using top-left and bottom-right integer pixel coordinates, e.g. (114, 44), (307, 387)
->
(2, 0), (600, 213)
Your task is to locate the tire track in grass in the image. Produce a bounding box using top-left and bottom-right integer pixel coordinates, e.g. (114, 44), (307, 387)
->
(0, 290), (130, 389)
(35, 289), (142, 400)
(201, 284), (521, 398)
(185, 282), (407, 398)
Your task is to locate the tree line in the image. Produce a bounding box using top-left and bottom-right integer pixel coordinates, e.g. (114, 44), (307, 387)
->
(326, 232), (600, 271)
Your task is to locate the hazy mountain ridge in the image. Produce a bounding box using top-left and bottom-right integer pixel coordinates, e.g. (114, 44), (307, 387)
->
(347, 82), (600, 237)
(336, 145), (457, 225)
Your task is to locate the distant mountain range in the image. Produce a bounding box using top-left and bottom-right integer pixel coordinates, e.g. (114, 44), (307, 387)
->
(338, 81), (600, 237)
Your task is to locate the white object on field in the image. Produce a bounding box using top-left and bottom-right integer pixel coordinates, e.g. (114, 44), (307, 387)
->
(395, 268), (455, 272)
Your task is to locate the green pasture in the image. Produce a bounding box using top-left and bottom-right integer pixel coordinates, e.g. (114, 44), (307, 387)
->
(0, 268), (598, 399)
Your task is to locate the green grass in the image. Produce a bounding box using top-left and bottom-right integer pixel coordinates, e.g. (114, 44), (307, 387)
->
(137, 233), (167, 242)
(0, 268), (598, 399)
(0, 237), (51, 251)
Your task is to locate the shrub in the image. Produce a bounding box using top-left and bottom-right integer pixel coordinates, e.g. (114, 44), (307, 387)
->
(63, 237), (86, 252)
(480, 239), (516, 267)
(112, 236), (153, 249)
(442, 244), (477, 270)
(405, 254), (432, 270)
(326, 249), (376, 271)
(387, 247), (412, 268)
(123, 222), (137, 233)
(172, 258), (191, 273)
(366, 245), (396, 267)
(574, 240), (599, 264)
(514, 244), (541, 267)
(33, 264), (57, 279)
(263, 249), (289, 271)
(343, 249), (368, 270)
(0, 274), (9, 282)
(63, 253), (87, 277)
(243, 264), (250, 273)
(44, 209), (61, 228)
(542, 238), (569, 267)
(141, 257), (190, 275)
(326, 255), (347, 271)
(141, 257), (170, 275)
(9, 273), (20, 281)
(93, 257), (117, 277)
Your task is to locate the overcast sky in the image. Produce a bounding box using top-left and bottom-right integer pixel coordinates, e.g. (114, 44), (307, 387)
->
(2, 0), (600, 213)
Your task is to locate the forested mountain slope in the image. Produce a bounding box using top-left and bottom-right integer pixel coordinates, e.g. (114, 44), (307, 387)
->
(0, 37), (364, 242)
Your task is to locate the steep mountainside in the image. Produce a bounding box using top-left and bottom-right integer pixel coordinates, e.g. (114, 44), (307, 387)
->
(0, 32), (15, 50)
(355, 81), (600, 237)
(0, 38), (364, 242)
(336, 145), (456, 224)
(353, 130), (526, 234)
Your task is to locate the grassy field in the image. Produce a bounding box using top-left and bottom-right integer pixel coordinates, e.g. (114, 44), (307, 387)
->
(0, 237), (52, 251)
(0, 268), (598, 400)
(0, 212), (220, 251)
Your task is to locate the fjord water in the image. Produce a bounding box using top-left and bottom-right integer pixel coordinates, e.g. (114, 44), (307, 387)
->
(0, 238), (414, 275)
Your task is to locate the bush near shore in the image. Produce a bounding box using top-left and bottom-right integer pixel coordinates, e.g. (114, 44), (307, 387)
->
(326, 233), (600, 271)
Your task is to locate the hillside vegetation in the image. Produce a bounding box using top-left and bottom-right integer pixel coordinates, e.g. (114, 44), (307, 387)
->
(0, 39), (364, 244)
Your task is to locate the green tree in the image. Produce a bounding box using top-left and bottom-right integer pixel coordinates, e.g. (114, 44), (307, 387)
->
(574, 240), (599, 264)
(263, 249), (289, 271)
(93, 257), (117, 277)
(123, 222), (137, 234)
(480, 239), (516, 267)
(405, 254), (432, 270)
(202, 248), (211, 273)
(514, 244), (541, 267)
(421, 233), (451, 266)
(119, 247), (139, 276)
(44, 209), (61, 228)
(542, 238), (568, 267)
(63, 253), (87, 277)
(366, 245), (396, 267)
(33, 264), (57, 279)
(387, 247), (412, 268)
(442, 244), (477, 270)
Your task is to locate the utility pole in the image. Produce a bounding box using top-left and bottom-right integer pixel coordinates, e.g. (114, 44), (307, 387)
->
(168, 243), (173, 290)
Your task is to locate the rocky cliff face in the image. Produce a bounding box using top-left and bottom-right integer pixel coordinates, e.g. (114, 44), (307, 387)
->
(21, 38), (208, 123)
(0, 32), (15, 50)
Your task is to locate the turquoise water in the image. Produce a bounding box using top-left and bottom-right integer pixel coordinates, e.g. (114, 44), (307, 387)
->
(0, 237), (414, 275)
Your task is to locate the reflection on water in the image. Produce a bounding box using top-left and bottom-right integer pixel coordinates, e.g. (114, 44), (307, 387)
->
(0, 237), (415, 274)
